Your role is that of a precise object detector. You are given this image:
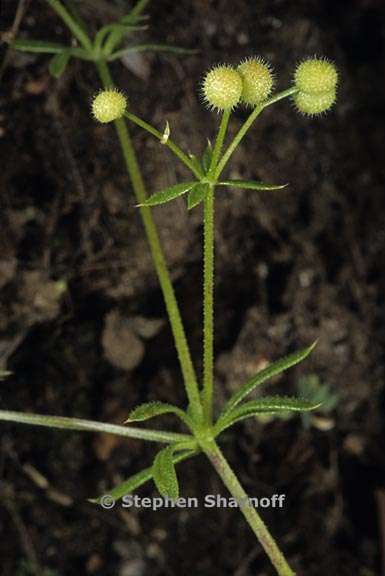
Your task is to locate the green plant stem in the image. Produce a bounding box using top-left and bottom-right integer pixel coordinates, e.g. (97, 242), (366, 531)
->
(96, 59), (202, 420)
(124, 111), (203, 179)
(203, 440), (295, 576)
(0, 410), (195, 444)
(214, 87), (299, 180)
(202, 111), (230, 423)
(208, 109), (230, 179)
(46, 0), (93, 52)
(131, 0), (152, 17)
(202, 183), (215, 423)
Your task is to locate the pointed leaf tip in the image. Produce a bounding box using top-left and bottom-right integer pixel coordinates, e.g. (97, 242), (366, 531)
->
(125, 401), (187, 424)
(222, 341), (318, 415)
(218, 180), (288, 191)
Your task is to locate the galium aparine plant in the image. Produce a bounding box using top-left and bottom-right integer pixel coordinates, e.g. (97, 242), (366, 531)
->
(1, 2), (338, 575)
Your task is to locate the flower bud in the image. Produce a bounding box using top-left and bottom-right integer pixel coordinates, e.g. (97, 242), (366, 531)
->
(294, 58), (338, 95)
(237, 57), (274, 106)
(202, 65), (243, 111)
(92, 89), (127, 123)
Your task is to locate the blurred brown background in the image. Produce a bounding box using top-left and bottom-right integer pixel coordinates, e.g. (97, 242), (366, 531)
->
(0, 0), (384, 574)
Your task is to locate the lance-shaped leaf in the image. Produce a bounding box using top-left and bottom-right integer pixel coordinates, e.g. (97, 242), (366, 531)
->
(187, 183), (209, 210)
(12, 39), (69, 54)
(138, 181), (197, 207)
(216, 396), (322, 434)
(201, 140), (213, 175)
(187, 153), (203, 176)
(125, 401), (193, 429)
(0, 370), (12, 380)
(222, 341), (317, 417)
(109, 43), (198, 61)
(217, 180), (288, 191)
(0, 410), (194, 444)
(49, 51), (71, 78)
(12, 39), (90, 60)
(152, 445), (179, 499)
(89, 449), (196, 504)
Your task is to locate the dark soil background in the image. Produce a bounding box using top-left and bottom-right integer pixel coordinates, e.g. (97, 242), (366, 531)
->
(1, 0), (385, 575)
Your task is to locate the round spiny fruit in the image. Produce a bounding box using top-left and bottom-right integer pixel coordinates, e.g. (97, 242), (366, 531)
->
(293, 88), (337, 116)
(237, 57), (274, 106)
(294, 58), (338, 95)
(202, 65), (243, 111)
(92, 89), (127, 123)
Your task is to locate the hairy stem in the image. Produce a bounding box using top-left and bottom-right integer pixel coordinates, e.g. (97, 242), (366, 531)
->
(96, 59), (202, 420)
(0, 410), (194, 444)
(203, 440), (295, 576)
(202, 111), (230, 423)
(124, 111), (203, 179)
(208, 109), (230, 179)
(202, 183), (215, 422)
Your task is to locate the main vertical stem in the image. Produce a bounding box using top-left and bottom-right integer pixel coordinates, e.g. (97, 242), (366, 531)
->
(202, 110), (230, 423)
(202, 183), (215, 422)
(203, 440), (295, 576)
(96, 60), (202, 419)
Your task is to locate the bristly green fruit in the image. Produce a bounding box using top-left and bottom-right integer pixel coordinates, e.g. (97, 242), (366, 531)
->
(294, 58), (338, 95)
(293, 89), (337, 116)
(293, 57), (338, 116)
(202, 65), (243, 111)
(92, 89), (127, 123)
(237, 57), (274, 106)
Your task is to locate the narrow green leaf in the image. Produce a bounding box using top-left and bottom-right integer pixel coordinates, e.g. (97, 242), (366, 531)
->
(138, 182), (197, 207)
(126, 401), (192, 428)
(109, 43), (198, 61)
(187, 153), (202, 175)
(12, 39), (90, 60)
(121, 14), (149, 25)
(187, 183), (209, 210)
(201, 140), (213, 175)
(0, 370), (12, 380)
(217, 396), (322, 433)
(12, 39), (69, 54)
(153, 445), (179, 499)
(222, 341), (318, 416)
(89, 449), (196, 504)
(97, 24), (148, 55)
(0, 409), (194, 444)
(217, 180), (288, 191)
(48, 51), (71, 78)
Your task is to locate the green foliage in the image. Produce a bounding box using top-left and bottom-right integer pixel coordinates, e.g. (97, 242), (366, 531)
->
(216, 395), (322, 434)
(217, 180), (287, 191)
(187, 183), (209, 209)
(12, 38), (69, 53)
(222, 341), (317, 416)
(89, 449), (196, 504)
(201, 140), (213, 174)
(126, 401), (193, 428)
(140, 181), (197, 206)
(48, 51), (71, 78)
(7, 2), (338, 572)
(152, 445), (180, 499)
